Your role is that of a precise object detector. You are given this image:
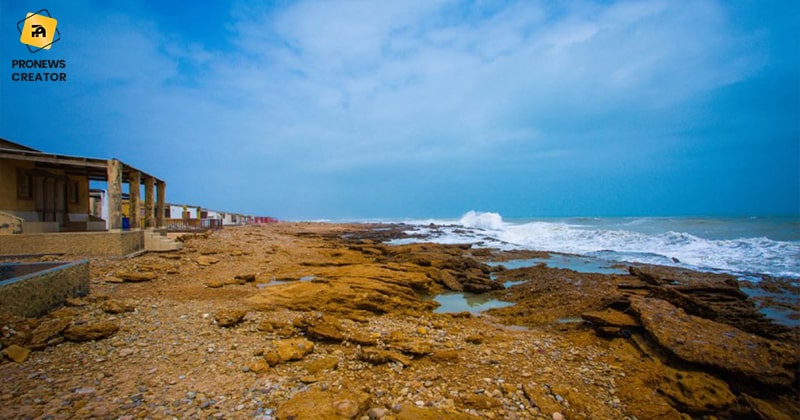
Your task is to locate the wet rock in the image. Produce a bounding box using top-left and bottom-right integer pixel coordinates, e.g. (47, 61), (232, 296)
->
(630, 296), (799, 388)
(436, 270), (464, 292)
(63, 320), (120, 342)
(214, 309), (247, 327)
(2, 344), (31, 363)
(276, 384), (370, 419)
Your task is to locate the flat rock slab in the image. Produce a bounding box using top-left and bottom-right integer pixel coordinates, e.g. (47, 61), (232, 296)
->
(63, 320), (120, 342)
(276, 384), (371, 419)
(582, 309), (640, 328)
(115, 271), (156, 282)
(630, 296), (799, 388)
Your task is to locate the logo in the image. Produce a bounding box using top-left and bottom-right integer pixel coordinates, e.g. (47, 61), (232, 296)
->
(18, 9), (61, 53)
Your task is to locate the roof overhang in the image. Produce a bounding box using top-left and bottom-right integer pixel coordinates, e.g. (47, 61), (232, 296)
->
(0, 147), (164, 183)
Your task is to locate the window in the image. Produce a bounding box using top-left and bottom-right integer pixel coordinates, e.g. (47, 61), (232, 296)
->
(17, 170), (32, 199)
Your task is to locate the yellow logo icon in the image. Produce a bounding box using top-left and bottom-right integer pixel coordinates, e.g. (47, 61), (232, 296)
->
(18, 9), (61, 53)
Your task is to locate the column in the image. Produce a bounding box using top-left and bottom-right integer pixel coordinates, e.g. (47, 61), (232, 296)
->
(156, 181), (166, 228)
(144, 177), (155, 228)
(129, 171), (141, 229)
(106, 159), (123, 230)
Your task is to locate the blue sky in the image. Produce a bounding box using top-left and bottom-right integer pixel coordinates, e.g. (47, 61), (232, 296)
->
(1, 0), (798, 220)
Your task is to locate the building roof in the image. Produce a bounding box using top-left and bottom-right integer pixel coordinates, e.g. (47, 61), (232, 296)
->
(0, 139), (164, 183)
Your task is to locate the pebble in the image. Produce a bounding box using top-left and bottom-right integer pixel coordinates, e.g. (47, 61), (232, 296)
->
(552, 413), (564, 420)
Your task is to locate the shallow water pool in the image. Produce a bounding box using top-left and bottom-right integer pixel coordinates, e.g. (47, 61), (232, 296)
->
(426, 291), (513, 314)
(489, 254), (629, 275)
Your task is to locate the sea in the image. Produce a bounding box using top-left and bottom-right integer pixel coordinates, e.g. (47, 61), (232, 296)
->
(389, 211), (800, 281)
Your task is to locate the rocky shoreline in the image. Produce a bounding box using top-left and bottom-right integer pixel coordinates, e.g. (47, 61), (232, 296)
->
(1, 223), (798, 419)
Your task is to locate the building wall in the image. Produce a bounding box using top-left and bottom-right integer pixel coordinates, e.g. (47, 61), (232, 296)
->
(0, 158), (36, 213)
(0, 158), (90, 217)
(0, 231), (144, 256)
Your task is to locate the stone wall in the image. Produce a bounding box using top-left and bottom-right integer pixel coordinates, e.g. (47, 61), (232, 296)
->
(0, 231), (143, 256)
(0, 260), (89, 317)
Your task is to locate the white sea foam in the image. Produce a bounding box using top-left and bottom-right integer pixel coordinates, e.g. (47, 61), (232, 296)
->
(400, 211), (800, 279)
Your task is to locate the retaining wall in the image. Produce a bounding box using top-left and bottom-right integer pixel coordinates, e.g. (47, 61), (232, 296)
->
(0, 260), (89, 317)
(0, 230), (144, 256)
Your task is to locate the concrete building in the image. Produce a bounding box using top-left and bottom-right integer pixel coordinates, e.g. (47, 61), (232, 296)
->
(0, 138), (179, 255)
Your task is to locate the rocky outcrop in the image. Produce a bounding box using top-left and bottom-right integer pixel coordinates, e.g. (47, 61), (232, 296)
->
(629, 296), (799, 388)
(629, 265), (789, 339)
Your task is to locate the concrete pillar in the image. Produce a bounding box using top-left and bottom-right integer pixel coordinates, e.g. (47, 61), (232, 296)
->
(156, 181), (166, 228)
(144, 177), (155, 228)
(129, 171), (141, 229)
(106, 159), (123, 230)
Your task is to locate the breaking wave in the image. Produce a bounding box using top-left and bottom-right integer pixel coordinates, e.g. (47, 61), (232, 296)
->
(402, 211), (800, 279)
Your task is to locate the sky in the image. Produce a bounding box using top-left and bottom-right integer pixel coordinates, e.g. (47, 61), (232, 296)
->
(1, 0), (798, 220)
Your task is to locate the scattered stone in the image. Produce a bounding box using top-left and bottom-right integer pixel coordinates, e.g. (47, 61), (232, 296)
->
(2, 344), (31, 363)
(264, 338), (314, 365)
(30, 318), (70, 346)
(234, 273), (256, 282)
(196, 256), (219, 266)
(465, 334), (484, 344)
(430, 350), (460, 362)
(63, 320), (120, 342)
(248, 359), (269, 374)
(305, 356), (339, 374)
(395, 402), (478, 419)
(359, 348), (411, 367)
(214, 309), (247, 327)
(101, 300), (135, 314)
(306, 319), (345, 342)
(116, 271), (156, 282)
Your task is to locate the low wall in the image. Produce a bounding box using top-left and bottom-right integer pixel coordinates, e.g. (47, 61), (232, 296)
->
(0, 211), (23, 235)
(0, 230), (144, 256)
(0, 260), (89, 317)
